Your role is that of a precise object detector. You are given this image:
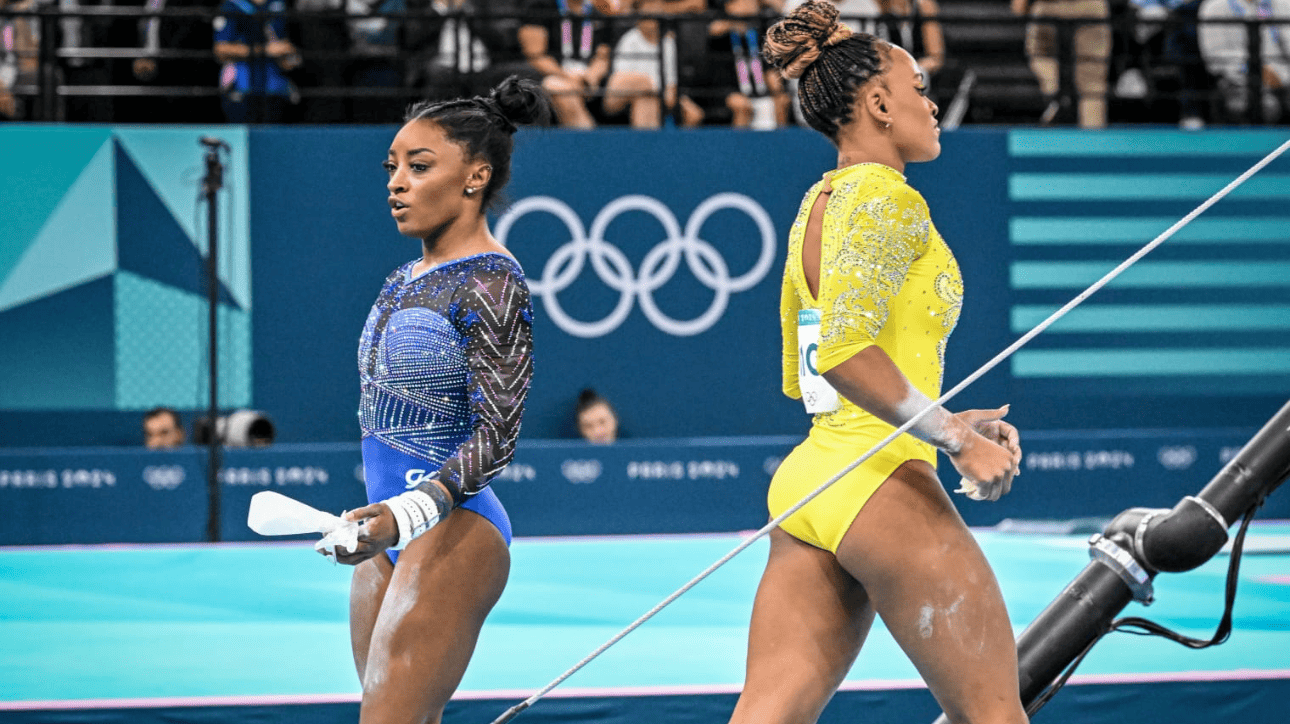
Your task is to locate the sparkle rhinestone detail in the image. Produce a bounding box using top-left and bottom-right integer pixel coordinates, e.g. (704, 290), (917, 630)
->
(358, 253), (534, 502)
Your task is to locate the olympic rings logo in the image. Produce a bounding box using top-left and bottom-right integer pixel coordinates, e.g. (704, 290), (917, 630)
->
(494, 193), (777, 338)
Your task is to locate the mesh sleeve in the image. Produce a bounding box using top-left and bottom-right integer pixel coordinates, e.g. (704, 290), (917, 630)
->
(437, 264), (534, 503)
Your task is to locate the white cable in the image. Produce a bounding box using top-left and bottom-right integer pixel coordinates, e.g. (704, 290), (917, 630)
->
(487, 137), (1290, 724)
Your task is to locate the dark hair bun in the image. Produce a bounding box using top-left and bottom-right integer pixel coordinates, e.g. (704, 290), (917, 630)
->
(764, 0), (855, 80)
(490, 75), (554, 129)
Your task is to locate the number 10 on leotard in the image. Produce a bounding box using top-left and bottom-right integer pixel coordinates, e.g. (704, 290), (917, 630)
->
(798, 309), (840, 414)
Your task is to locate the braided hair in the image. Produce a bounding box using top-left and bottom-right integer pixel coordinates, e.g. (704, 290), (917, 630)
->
(763, 1), (892, 141)
(405, 75), (554, 212)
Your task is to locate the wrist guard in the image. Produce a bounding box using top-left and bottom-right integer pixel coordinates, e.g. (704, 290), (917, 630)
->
(384, 483), (453, 550)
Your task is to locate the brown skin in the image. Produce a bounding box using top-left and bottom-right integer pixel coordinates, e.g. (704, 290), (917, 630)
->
(328, 117), (516, 724)
(729, 47), (1027, 724)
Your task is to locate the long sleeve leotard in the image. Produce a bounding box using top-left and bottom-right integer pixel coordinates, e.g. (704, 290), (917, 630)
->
(358, 252), (533, 513)
(771, 162), (963, 552)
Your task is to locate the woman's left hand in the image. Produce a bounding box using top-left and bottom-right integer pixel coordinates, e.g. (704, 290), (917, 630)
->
(323, 503), (398, 565)
(953, 405), (1022, 500)
(956, 406), (1022, 474)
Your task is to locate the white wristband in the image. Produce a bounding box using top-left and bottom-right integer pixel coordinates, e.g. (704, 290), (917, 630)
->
(385, 489), (445, 550)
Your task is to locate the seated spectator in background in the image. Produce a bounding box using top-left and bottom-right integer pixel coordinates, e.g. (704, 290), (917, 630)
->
(1198, 0), (1289, 122)
(405, 0), (540, 102)
(1014, 0), (1111, 127)
(0, 0), (39, 120)
(213, 0), (301, 123)
(876, 0), (944, 83)
(519, 0), (616, 128)
(605, 0), (703, 127)
(700, 0), (790, 127)
(576, 389), (619, 444)
(143, 407), (186, 449)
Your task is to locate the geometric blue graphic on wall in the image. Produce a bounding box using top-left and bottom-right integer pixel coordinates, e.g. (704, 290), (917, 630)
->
(1005, 129), (1290, 396)
(0, 126), (252, 411)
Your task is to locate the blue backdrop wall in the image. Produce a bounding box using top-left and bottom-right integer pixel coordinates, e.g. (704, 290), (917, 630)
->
(1, 127), (1288, 447)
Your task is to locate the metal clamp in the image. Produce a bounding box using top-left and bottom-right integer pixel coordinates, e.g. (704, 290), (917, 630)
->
(1185, 495), (1229, 530)
(1089, 533), (1154, 605)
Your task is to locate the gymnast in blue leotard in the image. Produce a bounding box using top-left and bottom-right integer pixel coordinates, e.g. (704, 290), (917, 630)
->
(331, 76), (552, 724)
(357, 251), (527, 559)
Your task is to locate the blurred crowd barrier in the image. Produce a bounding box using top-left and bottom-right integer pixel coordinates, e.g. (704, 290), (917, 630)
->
(3, 427), (1283, 546)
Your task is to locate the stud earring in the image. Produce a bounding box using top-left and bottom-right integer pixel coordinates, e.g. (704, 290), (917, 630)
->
(465, 187), (476, 196)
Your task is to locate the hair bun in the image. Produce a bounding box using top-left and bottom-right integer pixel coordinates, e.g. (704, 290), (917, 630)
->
(489, 75), (553, 130)
(764, 0), (852, 80)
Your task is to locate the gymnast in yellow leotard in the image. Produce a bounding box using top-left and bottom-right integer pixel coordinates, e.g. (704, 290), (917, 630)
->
(727, 4), (1028, 724)
(773, 161), (962, 553)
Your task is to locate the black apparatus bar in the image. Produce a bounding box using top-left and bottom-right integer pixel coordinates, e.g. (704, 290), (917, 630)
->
(200, 137), (225, 543)
(931, 399), (1290, 722)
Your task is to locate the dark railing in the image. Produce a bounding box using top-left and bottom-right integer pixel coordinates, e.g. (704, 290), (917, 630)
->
(0, 7), (1284, 126)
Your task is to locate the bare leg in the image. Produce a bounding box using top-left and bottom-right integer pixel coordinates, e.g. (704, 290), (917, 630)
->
(355, 509), (511, 724)
(542, 74), (595, 129)
(604, 71), (659, 128)
(727, 92), (752, 128)
(678, 96), (705, 128)
(350, 551), (394, 680)
(728, 527), (875, 724)
(836, 461), (1027, 724)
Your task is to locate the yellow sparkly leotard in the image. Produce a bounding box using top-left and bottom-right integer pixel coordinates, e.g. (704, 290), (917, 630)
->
(772, 162), (963, 553)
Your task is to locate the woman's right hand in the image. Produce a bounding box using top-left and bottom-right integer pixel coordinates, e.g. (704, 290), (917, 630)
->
(324, 503), (399, 566)
(947, 430), (1017, 502)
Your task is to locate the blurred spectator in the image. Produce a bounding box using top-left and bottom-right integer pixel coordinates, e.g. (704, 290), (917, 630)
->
(699, 0), (790, 127)
(345, 0), (404, 121)
(404, 0), (539, 102)
(1198, 0), (1289, 122)
(604, 0), (703, 127)
(876, 0), (945, 82)
(293, 0), (351, 122)
(1129, 0), (1213, 127)
(213, 0), (302, 123)
(656, 0), (707, 120)
(1014, 0), (1111, 127)
(518, 0), (616, 128)
(1, 0), (39, 120)
(575, 389), (618, 444)
(135, 0), (223, 122)
(143, 407), (186, 449)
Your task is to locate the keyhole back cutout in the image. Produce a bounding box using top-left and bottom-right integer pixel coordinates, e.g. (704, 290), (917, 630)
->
(802, 182), (832, 301)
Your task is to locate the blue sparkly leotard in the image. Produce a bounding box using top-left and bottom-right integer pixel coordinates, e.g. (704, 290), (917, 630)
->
(358, 252), (533, 561)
